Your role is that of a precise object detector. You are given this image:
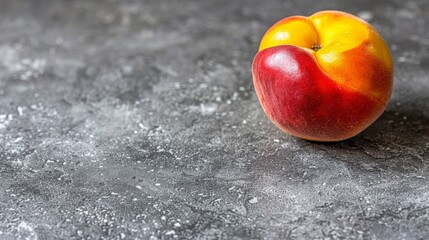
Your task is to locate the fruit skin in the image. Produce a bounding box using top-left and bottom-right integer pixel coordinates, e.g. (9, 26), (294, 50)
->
(252, 11), (393, 141)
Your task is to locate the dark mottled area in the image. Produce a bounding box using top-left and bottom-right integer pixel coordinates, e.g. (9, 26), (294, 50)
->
(0, 0), (428, 239)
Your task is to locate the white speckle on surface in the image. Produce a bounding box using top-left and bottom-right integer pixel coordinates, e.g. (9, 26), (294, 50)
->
(55, 37), (64, 44)
(358, 11), (373, 21)
(231, 92), (239, 101)
(398, 9), (418, 19)
(249, 197), (258, 204)
(17, 106), (24, 116)
(200, 103), (217, 115)
(398, 56), (408, 63)
(136, 185), (142, 190)
(122, 65), (133, 74)
(165, 230), (175, 236)
(410, 35), (429, 46)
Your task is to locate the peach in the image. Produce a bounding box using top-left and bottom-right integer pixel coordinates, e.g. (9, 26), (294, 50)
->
(252, 11), (393, 141)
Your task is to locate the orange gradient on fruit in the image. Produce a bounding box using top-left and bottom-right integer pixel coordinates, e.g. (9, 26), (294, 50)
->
(252, 11), (393, 141)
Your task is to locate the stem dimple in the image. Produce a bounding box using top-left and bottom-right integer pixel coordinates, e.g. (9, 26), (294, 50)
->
(312, 44), (322, 52)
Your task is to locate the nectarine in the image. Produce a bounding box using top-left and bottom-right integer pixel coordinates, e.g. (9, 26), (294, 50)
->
(252, 11), (393, 141)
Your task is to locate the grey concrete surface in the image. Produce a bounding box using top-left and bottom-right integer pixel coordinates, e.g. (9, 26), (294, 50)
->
(0, 0), (428, 239)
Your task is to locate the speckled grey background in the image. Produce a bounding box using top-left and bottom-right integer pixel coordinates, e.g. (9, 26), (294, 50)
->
(0, 0), (428, 239)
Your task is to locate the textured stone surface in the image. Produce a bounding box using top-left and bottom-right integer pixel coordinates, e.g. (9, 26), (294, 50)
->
(0, 0), (428, 239)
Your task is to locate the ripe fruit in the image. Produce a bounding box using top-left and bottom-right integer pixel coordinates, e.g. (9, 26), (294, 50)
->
(252, 11), (393, 141)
